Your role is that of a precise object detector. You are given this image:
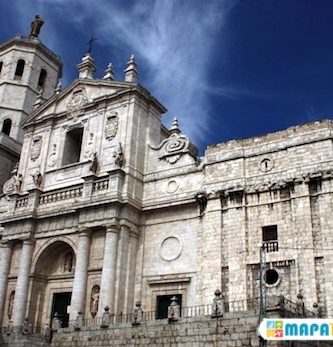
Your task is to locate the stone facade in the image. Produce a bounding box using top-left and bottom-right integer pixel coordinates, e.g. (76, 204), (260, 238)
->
(1, 21), (333, 346)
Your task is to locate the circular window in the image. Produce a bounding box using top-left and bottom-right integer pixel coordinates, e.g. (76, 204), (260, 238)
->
(265, 269), (279, 285)
(259, 158), (274, 172)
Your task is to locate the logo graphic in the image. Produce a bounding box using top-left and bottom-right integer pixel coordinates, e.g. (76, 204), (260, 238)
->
(259, 319), (333, 340)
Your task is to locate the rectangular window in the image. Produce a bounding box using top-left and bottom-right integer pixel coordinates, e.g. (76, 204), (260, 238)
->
(62, 128), (83, 166)
(14, 59), (25, 80)
(0, 62), (3, 75)
(262, 225), (277, 241)
(262, 225), (278, 252)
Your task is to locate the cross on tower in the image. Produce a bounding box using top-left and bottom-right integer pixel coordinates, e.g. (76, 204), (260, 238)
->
(87, 36), (98, 54)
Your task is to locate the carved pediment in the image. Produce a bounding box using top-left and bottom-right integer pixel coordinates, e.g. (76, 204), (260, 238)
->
(22, 80), (132, 127)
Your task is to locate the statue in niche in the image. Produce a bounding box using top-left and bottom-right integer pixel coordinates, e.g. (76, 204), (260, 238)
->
(89, 152), (98, 174)
(3, 163), (22, 195)
(90, 285), (100, 317)
(113, 142), (124, 167)
(7, 291), (15, 319)
(30, 15), (44, 38)
(84, 133), (95, 160)
(30, 136), (42, 161)
(31, 168), (42, 188)
(63, 252), (73, 272)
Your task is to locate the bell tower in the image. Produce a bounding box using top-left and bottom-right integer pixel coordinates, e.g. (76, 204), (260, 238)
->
(0, 15), (62, 190)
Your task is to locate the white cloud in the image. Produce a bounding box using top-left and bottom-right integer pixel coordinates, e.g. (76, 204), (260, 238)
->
(14, 0), (235, 145)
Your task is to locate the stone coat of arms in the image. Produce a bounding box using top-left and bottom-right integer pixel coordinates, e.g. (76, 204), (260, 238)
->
(67, 88), (88, 119)
(30, 135), (42, 161)
(104, 111), (118, 140)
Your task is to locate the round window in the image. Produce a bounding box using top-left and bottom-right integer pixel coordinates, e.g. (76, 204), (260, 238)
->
(265, 269), (279, 285)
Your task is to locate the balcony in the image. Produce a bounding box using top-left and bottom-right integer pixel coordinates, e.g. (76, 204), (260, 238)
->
(263, 241), (278, 253)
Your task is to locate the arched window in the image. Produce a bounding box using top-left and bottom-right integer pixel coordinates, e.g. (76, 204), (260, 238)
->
(38, 69), (47, 89)
(1, 118), (12, 136)
(14, 59), (25, 79)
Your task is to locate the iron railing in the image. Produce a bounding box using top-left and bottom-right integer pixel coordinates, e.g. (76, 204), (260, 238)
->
(1, 296), (316, 334)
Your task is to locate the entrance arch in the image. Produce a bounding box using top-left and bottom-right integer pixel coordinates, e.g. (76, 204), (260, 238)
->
(29, 240), (76, 331)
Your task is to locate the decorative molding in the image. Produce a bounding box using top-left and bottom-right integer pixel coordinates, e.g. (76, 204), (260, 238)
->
(47, 144), (57, 168)
(166, 180), (179, 194)
(160, 236), (182, 261)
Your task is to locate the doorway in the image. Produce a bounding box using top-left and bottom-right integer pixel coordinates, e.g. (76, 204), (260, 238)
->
(51, 292), (72, 327)
(156, 294), (182, 319)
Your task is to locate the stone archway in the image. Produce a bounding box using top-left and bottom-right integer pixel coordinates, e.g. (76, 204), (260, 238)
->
(29, 241), (75, 331)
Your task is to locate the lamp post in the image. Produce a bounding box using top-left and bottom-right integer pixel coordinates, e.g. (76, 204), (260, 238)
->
(259, 243), (267, 347)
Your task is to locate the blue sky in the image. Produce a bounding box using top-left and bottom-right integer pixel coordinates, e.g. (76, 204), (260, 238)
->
(1, 0), (333, 153)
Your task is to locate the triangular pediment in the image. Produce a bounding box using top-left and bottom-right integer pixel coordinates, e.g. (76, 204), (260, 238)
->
(23, 79), (134, 127)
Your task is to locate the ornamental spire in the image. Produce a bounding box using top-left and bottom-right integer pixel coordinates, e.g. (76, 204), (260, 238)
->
(169, 117), (181, 134)
(124, 54), (138, 83)
(103, 63), (115, 80)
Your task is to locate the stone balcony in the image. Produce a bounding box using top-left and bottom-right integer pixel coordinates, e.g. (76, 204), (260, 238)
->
(3, 168), (125, 219)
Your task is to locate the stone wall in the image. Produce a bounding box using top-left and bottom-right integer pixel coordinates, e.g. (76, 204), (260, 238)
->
(51, 312), (259, 347)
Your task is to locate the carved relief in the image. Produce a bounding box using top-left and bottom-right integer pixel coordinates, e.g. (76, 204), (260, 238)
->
(84, 133), (95, 160)
(47, 144), (58, 168)
(30, 135), (42, 161)
(2, 164), (22, 195)
(104, 111), (118, 140)
(90, 285), (100, 317)
(67, 88), (88, 119)
(150, 132), (197, 164)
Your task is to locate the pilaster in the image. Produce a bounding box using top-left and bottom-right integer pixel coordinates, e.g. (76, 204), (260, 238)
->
(0, 241), (13, 327)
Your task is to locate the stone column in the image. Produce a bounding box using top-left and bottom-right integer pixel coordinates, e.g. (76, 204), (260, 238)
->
(114, 224), (130, 313)
(99, 226), (119, 316)
(124, 231), (138, 313)
(70, 230), (91, 320)
(0, 242), (13, 327)
(12, 240), (34, 329)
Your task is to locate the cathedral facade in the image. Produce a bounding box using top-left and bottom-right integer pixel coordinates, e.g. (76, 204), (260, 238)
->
(0, 19), (333, 335)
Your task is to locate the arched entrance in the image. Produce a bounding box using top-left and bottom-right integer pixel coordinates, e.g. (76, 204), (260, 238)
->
(29, 241), (75, 331)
